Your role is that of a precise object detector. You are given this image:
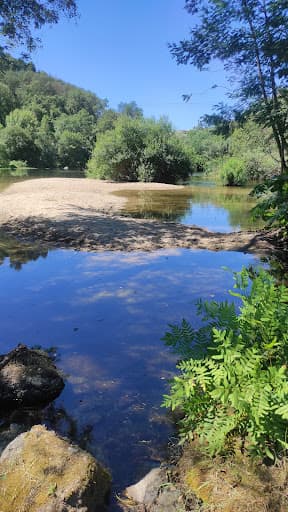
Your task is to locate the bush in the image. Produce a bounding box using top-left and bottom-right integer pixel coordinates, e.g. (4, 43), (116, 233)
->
(87, 116), (194, 183)
(9, 160), (28, 169)
(252, 173), (288, 234)
(219, 157), (247, 186)
(163, 268), (288, 460)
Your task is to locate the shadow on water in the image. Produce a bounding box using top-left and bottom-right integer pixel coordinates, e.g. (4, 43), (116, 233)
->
(0, 243), (263, 510)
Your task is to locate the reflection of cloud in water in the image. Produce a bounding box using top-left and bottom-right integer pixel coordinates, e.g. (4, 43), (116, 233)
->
(78, 287), (137, 304)
(63, 354), (121, 394)
(75, 267), (227, 307)
(80, 249), (183, 269)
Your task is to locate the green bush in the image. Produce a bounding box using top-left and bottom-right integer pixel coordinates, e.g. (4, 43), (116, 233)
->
(87, 116), (194, 183)
(219, 157), (247, 186)
(163, 268), (288, 460)
(252, 173), (288, 234)
(9, 160), (28, 169)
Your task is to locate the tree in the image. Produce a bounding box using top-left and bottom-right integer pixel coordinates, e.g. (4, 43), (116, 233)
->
(0, 125), (39, 165)
(95, 109), (119, 134)
(0, 1), (77, 53)
(54, 109), (96, 149)
(57, 130), (90, 169)
(87, 116), (194, 183)
(5, 108), (39, 134)
(0, 82), (15, 124)
(118, 101), (143, 119)
(170, 0), (288, 172)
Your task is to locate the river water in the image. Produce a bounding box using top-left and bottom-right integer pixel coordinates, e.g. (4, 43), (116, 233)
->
(0, 172), (265, 510)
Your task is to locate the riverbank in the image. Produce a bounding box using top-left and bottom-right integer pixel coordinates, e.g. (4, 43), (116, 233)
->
(0, 177), (276, 255)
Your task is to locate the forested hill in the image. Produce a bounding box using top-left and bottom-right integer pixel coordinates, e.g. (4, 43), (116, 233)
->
(0, 54), (117, 169)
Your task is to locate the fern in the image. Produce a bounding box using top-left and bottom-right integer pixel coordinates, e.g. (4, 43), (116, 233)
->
(163, 268), (288, 460)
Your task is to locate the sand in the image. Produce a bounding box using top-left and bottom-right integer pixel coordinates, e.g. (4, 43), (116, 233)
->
(0, 177), (275, 255)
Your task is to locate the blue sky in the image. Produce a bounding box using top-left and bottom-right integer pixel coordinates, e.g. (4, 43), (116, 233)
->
(29, 0), (230, 130)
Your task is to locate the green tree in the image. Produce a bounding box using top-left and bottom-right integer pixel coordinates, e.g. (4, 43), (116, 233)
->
(65, 89), (107, 118)
(0, 125), (39, 165)
(87, 116), (193, 183)
(35, 116), (57, 168)
(171, 0), (288, 172)
(57, 130), (90, 169)
(0, 82), (15, 124)
(95, 109), (119, 135)
(0, 1), (77, 53)
(54, 109), (96, 150)
(118, 101), (143, 119)
(5, 108), (39, 134)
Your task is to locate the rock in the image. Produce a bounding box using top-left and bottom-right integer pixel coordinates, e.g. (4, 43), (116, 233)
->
(0, 424), (111, 512)
(0, 344), (64, 407)
(125, 467), (184, 511)
(126, 468), (164, 506)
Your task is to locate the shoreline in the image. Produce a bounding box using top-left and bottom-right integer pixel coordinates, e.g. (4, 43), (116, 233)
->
(0, 177), (276, 256)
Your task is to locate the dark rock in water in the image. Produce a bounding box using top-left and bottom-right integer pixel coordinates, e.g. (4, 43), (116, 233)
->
(0, 424), (111, 512)
(0, 344), (64, 407)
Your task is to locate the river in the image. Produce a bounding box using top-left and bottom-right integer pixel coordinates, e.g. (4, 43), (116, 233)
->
(0, 172), (265, 510)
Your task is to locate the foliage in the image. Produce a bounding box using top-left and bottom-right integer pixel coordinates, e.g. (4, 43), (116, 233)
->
(117, 101), (143, 119)
(171, 0), (288, 172)
(0, 0), (77, 53)
(183, 118), (278, 183)
(9, 160), (28, 170)
(57, 131), (90, 169)
(252, 174), (288, 233)
(181, 127), (228, 173)
(219, 157), (247, 186)
(163, 268), (288, 460)
(0, 125), (39, 166)
(200, 102), (244, 137)
(0, 54), (111, 169)
(87, 116), (194, 183)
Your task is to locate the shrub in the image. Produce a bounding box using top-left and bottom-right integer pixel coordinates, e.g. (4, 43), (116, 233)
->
(252, 173), (288, 234)
(9, 160), (28, 169)
(219, 157), (247, 186)
(87, 116), (194, 183)
(163, 268), (288, 460)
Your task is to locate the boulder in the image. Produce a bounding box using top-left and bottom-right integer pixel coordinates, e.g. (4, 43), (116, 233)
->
(0, 424), (111, 512)
(125, 467), (183, 511)
(0, 344), (64, 407)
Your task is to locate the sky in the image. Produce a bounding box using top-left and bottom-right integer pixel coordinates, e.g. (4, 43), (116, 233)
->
(28, 0), (230, 130)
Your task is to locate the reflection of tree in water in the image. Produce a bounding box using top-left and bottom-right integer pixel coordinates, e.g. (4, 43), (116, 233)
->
(118, 186), (263, 231)
(0, 238), (48, 270)
(189, 185), (263, 231)
(118, 190), (192, 221)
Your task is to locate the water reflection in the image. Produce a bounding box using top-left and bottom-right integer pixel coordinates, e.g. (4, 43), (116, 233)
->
(0, 247), (261, 510)
(0, 238), (48, 270)
(115, 183), (264, 232)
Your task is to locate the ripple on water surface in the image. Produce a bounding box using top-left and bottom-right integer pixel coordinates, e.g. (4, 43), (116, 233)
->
(0, 245), (263, 510)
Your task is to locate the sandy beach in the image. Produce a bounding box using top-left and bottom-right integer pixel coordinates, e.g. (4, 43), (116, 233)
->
(0, 177), (275, 255)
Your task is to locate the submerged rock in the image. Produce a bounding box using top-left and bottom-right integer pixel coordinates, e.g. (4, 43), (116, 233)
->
(0, 424), (111, 512)
(0, 344), (64, 407)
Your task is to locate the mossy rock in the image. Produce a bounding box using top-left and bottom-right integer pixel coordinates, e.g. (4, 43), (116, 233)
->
(0, 425), (111, 512)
